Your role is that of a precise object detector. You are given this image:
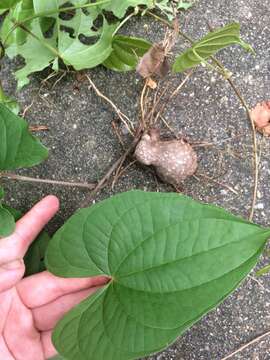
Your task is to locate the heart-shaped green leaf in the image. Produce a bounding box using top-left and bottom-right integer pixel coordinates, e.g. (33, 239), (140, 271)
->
(46, 191), (269, 360)
(103, 35), (151, 72)
(173, 23), (254, 73)
(0, 103), (48, 170)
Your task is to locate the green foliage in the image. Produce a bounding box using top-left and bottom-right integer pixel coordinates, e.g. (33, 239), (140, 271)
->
(0, 103), (48, 170)
(173, 23), (254, 73)
(0, 82), (19, 114)
(0, 0), (34, 56)
(0, 0), (156, 88)
(0, 206), (15, 237)
(256, 263), (270, 276)
(24, 230), (50, 276)
(155, 0), (192, 20)
(99, 0), (154, 18)
(46, 191), (270, 360)
(0, 187), (15, 237)
(0, 0), (21, 9)
(2, 203), (21, 220)
(0, 103), (49, 269)
(103, 35), (151, 71)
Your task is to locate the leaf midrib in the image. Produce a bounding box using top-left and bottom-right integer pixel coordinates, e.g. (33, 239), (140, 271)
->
(113, 219), (265, 278)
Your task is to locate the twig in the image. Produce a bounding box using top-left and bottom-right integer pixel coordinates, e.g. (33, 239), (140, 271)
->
(85, 75), (135, 136)
(113, 8), (139, 36)
(217, 70), (258, 221)
(22, 100), (35, 118)
(195, 172), (238, 195)
(52, 70), (67, 89)
(112, 159), (137, 190)
(147, 81), (169, 125)
(0, 173), (95, 190)
(160, 115), (175, 133)
(220, 330), (270, 360)
(80, 132), (142, 208)
(111, 121), (125, 147)
(140, 80), (148, 129)
(153, 71), (193, 124)
(29, 125), (49, 132)
(145, 10), (172, 29)
(248, 275), (270, 294)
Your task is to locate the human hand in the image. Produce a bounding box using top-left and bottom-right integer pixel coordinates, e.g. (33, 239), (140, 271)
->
(0, 196), (108, 359)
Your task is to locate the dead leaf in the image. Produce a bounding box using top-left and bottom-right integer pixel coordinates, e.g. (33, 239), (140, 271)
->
(146, 77), (157, 89)
(136, 43), (169, 78)
(250, 101), (270, 136)
(136, 19), (179, 79)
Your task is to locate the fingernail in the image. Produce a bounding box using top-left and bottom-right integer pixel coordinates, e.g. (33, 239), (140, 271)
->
(2, 260), (23, 270)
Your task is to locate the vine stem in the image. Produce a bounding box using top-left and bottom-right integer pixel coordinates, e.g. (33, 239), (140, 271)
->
(80, 134), (142, 208)
(0, 173), (96, 190)
(85, 75), (135, 135)
(146, 10), (258, 221)
(15, 22), (63, 60)
(113, 7), (139, 36)
(220, 330), (270, 360)
(3, 0), (110, 46)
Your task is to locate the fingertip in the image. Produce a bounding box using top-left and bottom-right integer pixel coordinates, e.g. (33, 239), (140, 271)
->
(41, 195), (60, 212)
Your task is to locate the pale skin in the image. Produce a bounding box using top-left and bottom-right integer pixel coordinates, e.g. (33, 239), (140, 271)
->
(0, 195), (108, 359)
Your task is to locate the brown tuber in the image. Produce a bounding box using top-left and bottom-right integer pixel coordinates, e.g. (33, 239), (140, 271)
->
(135, 129), (198, 186)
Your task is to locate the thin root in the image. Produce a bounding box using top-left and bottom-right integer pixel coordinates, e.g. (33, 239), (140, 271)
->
(195, 172), (238, 195)
(85, 75), (135, 136)
(0, 173), (95, 190)
(220, 330), (270, 360)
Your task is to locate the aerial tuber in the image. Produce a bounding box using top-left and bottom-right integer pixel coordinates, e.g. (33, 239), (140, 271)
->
(250, 100), (270, 136)
(135, 129), (198, 186)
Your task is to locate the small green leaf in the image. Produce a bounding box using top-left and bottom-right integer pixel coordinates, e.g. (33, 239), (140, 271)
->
(0, 0), (34, 56)
(46, 191), (269, 360)
(256, 264), (270, 277)
(0, 103), (48, 170)
(103, 35), (151, 72)
(177, 2), (193, 10)
(2, 203), (21, 220)
(0, 206), (15, 237)
(154, 0), (192, 20)
(100, 0), (154, 18)
(173, 23), (254, 73)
